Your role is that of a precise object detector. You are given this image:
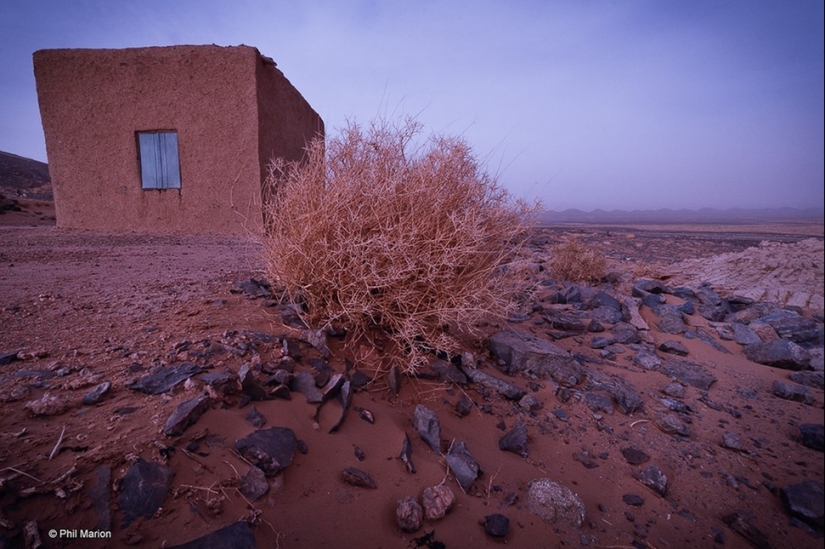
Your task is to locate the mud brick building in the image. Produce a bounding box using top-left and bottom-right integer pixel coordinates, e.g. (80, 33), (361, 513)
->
(33, 45), (323, 233)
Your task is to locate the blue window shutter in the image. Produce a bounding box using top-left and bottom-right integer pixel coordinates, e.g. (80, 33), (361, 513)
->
(139, 132), (181, 189)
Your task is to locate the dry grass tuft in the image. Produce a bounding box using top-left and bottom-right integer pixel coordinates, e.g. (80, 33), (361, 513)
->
(262, 117), (535, 373)
(548, 238), (607, 283)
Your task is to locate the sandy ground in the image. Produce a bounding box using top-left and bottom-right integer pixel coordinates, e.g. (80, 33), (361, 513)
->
(0, 205), (823, 548)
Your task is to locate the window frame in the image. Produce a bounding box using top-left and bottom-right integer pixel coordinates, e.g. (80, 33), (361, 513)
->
(137, 130), (181, 190)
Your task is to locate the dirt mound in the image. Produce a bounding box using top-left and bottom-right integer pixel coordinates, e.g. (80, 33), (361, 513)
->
(662, 238), (825, 313)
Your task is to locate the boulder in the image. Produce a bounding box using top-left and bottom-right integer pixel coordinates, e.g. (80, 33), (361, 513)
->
(498, 420), (529, 457)
(743, 339), (810, 370)
(788, 371), (824, 389)
(234, 427), (298, 477)
(445, 440), (480, 491)
(118, 459), (174, 527)
(413, 404), (442, 454)
(771, 380), (814, 405)
(732, 322), (761, 345)
(482, 514), (510, 538)
(422, 485), (455, 520)
(397, 496), (423, 532)
(780, 480), (824, 526)
(636, 464), (668, 497)
(163, 395), (211, 437)
(464, 368), (526, 400)
(127, 363), (203, 394)
(660, 359), (717, 390)
(82, 381), (112, 405)
(239, 466), (269, 501)
(799, 424), (824, 452)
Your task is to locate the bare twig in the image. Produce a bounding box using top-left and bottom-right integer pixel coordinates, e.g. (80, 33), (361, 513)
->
(630, 419), (649, 428)
(1, 466), (42, 484)
(48, 426), (67, 461)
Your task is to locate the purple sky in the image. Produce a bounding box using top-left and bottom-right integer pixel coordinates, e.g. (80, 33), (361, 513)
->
(1, 0), (822, 211)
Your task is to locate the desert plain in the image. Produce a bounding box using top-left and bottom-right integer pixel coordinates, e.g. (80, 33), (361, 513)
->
(0, 196), (823, 549)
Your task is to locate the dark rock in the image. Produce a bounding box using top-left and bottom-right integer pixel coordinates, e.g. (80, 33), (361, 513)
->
(482, 514), (510, 538)
(799, 424), (824, 452)
(118, 458), (174, 527)
(233, 278), (272, 299)
(587, 290), (623, 311)
(590, 336), (615, 349)
(498, 420), (529, 457)
(587, 318), (606, 332)
(238, 363), (267, 401)
(695, 285), (723, 306)
(788, 371), (824, 389)
(290, 371), (324, 403)
(771, 380), (814, 404)
(446, 440), (480, 491)
(89, 465), (111, 531)
(721, 431), (748, 452)
(422, 484), (455, 520)
(127, 363), (203, 394)
(487, 329), (583, 387)
(239, 466), (269, 500)
(662, 383), (686, 398)
(399, 432), (416, 474)
(633, 349), (662, 370)
(621, 447), (650, 465)
(721, 511), (773, 549)
(413, 404), (442, 454)
(245, 405), (266, 428)
(732, 322), (762, 345)
(658, 341), (689, 356)
(633, 279), (668, 295)
(163, 395), (212, 437)
(396, 496), (423, 532)
(660, 359), (717, 390)
(642, 293), (666, 308)
(780, 480), (824, 526)
(198, 371), (240, 396)
(743, 339), (810, 370)
(684, 327), (731, 354)
(636, 465), (667, 497)
(653, 305), (687, 334)
(0, 352), (19, 366)
(584, 391), (614, 414)
(234, 427), (298, 476)
(525, 478), (585, 527)
(573, 451), (599, 469)
(387, 364), (402, 395)
(622, 494), (644, 506)
(518, 393), (542, 412)
(455, 394), (473, 417)
(611, 322), (641, 344)
(328, 379), (352, 433)
(464, 368), (526, 400)
(590, 305), (623, 325)
(299, 328), (330, 358)
(659, 397), (690, 414)
(588, 371), (643, 415)
(167, 520), (256, 549)
(82, 381), (112, 405)
(654, 413), (690, 437)
(696, 303), (729, 322)
(342, 467), (377, 489)
(432, 359), (468, 385)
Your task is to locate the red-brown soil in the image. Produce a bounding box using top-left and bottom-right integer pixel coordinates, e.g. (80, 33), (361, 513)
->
(0, 216), (823, 548)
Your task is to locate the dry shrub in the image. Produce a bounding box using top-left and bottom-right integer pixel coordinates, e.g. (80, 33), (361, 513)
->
(548, 238), (607, 283)
(262, 117), (534, 373)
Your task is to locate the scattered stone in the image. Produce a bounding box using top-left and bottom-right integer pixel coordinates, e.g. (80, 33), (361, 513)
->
(620, 296), (649, 330)
(518, 393), (542, 413)
(455, 394), (473, 417)
(445, 440), (480, 491)
(589, 306), (622, 325)
(573, 451), (599, 469)
(633, 279), (668, 295)
(245, 405), (266, 428)
(400, 432), (417, 474)
(127, 363), (203, 394)
(721, 431), (748, 452)
(636, 465), (668, 497)
(167, 520), (256, 549)
(238, 363), (267, 401)
(621, 447), (650, 465)
(198, 371), (240, 397)
(290, 371), (324, 404)
(659, 396), (690, 414)
(397, 496), (423, 532)
(525, 478), (585, 527)
(464, 368), (526, 400)
(24, 391), (70, 416)
(482, 514), (509, 538)
(342, 467), (377, 489)
(771, 380), (814, 405)
(788, 371), (824, 389)
(487, 329), (583, 387)
(743, 339), (810, 370)
(422, 485), (455, 520)
(234, 427), (298, 477)
(239, 466), (269, 501)
(432, 359), (468, 385)
(780, 480), (824, 526)
(661, 383), (686, 398)
(328, 379), (352, 433)
(654, 413), (690, 437)
(299, 328), (330, 358)
(82, 381), (112, 405)
(758, 311), (821, 344)
(118, 458), (174, 527)
(590, 336), (615, 349)
(163, 395), (212, 437)
(684, 327), (731, 354)
(721, 511), (773, 549)
(413, 404), (442, 454)
(584, 391), (614, 414)
(660, 358), (717, 390)
(659, 341), (689, 356)
(89, 465), (112, 531)
(498, 420), (529, 457)
(633, 349), (662, 370)
(653, 305), (687, 334)
(799, 424), (824, 452)
(587, 371), (644, 415)
(611, 322), (642, 344)
(622, 494), (645, 506)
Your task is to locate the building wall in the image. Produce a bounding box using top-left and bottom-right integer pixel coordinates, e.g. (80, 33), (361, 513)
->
(33, 45), (322, 234)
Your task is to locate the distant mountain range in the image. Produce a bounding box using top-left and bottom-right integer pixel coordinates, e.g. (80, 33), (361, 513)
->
(538, 207), (824, 224)
(0, 150), (51, 200)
